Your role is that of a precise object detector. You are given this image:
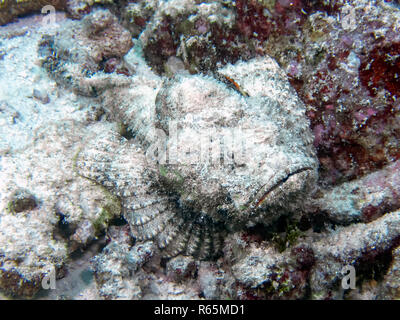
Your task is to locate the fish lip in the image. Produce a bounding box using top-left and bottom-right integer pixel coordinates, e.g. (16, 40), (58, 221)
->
(248, 166), (315, 210)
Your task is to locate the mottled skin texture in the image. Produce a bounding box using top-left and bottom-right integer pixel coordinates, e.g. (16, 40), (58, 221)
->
(38, 9), (133, 96)
(76, 56), (318, 260)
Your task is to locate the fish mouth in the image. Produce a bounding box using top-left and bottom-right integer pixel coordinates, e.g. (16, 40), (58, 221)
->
(248, 166), (315, 210)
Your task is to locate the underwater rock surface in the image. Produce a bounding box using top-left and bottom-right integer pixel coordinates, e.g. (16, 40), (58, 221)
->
(75, 55), (318, 261)
(0, 1), (399, 300)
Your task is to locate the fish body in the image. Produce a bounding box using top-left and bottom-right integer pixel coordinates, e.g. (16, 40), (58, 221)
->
(0, 0), (65, 25)
(77, 56), (318, 259)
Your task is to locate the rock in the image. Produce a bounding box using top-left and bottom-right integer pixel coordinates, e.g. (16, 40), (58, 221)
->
(126, 242), (155, 272)
(0, 0), (66, 26)
(246, 0), (400, 185)
(311, 160), (400, 224)
(0, 121), (123, 297)
(310, 210), (400, 299)
(76, 55), (318, 260)
(106, 224), (132, 246)
(33, 88), (50, 104)
(0, 211), (67, 297)
(0, 16), (127, 298)
(0, 101), (21, 126)
(225, 210), (400, 299)
(198, 262), (219, 299)
(90, 240), (154, 299)
(227, 233), (309, 299)
(121, 0), (158, 38)
(138, 0), (252, 74)
(377, 245), (400, 299)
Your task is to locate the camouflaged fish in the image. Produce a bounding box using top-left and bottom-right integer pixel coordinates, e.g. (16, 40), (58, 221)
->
(76, 56), (318, 260)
